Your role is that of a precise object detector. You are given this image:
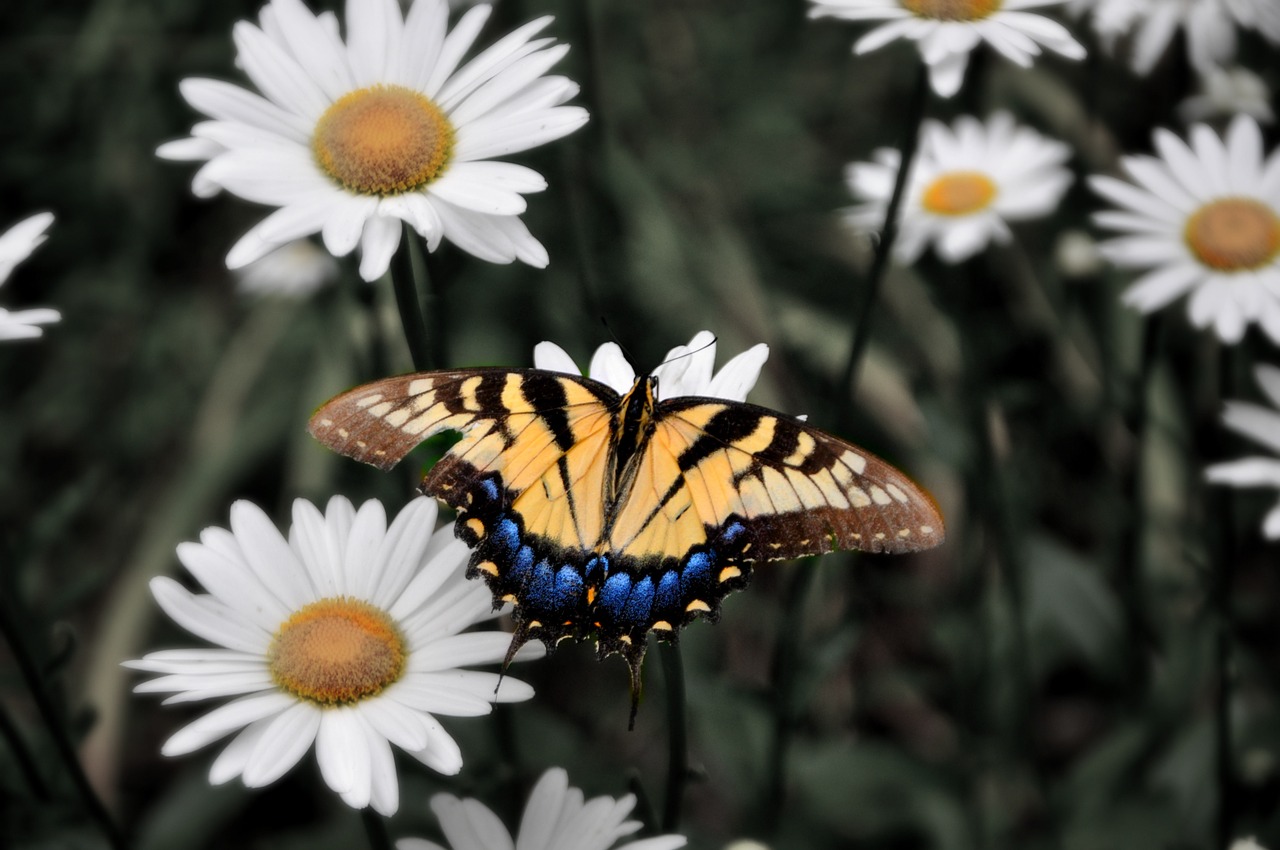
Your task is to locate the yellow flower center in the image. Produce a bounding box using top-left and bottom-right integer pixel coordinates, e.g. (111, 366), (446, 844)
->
(268, 597), (405, 705)
(313, 84), (454, 196)
(901, 0), (1002, 20)
(1184, 197), (1280, 272)
(921, 171), (998, 216)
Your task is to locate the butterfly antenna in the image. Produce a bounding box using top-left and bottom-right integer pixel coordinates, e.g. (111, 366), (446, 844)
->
(598, 317), (641, 372)
(654, 333), (718, 370)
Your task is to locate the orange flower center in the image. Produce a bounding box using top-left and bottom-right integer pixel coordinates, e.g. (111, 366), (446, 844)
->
(901, 0), (1002, 20)
(268, 597), (405, 705)
(313, 84), (454, 195)
(1184, 198), (1280, 272)
(921, 171), (998, 216)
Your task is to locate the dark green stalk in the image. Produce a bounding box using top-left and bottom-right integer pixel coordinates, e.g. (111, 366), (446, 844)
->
(0, 595), (126, 850)
(658, 640), (688, 832)
(1119, 314), (1163, 695)
(835, 63), (930, 430)
(0, 698), (51, 801)
(1213, 344), (1239, 850)
(393, 222), (436, 372)
(761, 564), (817, 834)
(954, 257), (1059, 848)
(360, 807), (393, 850)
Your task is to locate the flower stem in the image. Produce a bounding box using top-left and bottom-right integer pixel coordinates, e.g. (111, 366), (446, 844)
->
(658, 640), (688, 832)
(835, 62), (930, 430)
(1119, 313), (1163, 695)
(0, 593), (126, 850)
(1213, 344), (1239, 850)
(762, 563), (817, 834)
(360, 807), (392, 850)
(393, 222), (437, 372)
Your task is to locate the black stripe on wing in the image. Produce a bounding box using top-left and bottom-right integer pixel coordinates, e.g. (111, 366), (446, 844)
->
(659, 397), (945, 558)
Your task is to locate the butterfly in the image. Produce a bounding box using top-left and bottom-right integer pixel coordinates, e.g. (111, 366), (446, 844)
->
(309, 366), (944, 721)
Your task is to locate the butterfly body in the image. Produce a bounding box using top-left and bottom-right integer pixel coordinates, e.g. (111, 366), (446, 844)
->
(309, 367), (944, 717)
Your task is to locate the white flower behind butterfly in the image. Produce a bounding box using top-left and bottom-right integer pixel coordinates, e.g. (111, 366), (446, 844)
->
(534, 330), (770, 402)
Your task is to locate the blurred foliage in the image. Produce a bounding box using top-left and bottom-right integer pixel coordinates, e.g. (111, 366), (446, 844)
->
(2, 0), (1280, 849)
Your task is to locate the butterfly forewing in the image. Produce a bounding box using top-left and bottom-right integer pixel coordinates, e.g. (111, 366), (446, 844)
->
(605, 397), (944, 564)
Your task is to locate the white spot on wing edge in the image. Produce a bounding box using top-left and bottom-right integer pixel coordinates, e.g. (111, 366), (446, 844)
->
(840, 449), (867, 475)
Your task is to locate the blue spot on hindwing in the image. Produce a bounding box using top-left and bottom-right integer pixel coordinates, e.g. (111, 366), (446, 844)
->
(479, 477), (500, 504)
(508, 545), (535, 587)
(553, 566), (584, 611)
(584, 555), (609, 584)
(621, 576), (655, 627)
(656, 570), (680, 613)
(719, 520), (746, 544)
(599, 573), (633, 619)
(524, 559), (557, 609)
(493, 518), (520, 554)
(680, 550), (713, 598)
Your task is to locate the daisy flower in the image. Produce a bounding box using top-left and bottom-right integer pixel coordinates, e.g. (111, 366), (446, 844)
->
(1206, 364), (1280, 539)
(1089, 115), (1280, 344)
(846, 112), (1073, 264)
(0, 212), (60, 342)
(807, 0), (1086, 98)
(1179, 65), (1274, 125)
(159, 0), (588, 281)
(234, 238), (339, 298)
(126, 496), (541, 815)
(532, 329), (770, 401)
(1069, 0), (1280, 75)
(396, 767), (686, 850)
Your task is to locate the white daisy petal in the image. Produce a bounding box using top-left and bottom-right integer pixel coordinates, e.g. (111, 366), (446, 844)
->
(365, 719), (400, 816)
(242, 702), (321, 787)
(342, 498), (389, 599)
(1209, 358), (1280, 538)
(425, 4), (494, 97)
(150, 577), (268, 654)
(411, 722), (464, 775)
(316, 708), (366, 796)
(267, 0), (355, 100)
(588, 343), (638, 394)
(533, 341), (581, 375)
(1254, 364), (1280, 409)
(348, 0), (404, 87)
(209, 721), (271, 785)
(436, 16), (557, 109)
(233, 21), (330, 120)
(161, 691), (295, 756)
(358, 214), (404, 281)
(397, 0), (449, 89)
